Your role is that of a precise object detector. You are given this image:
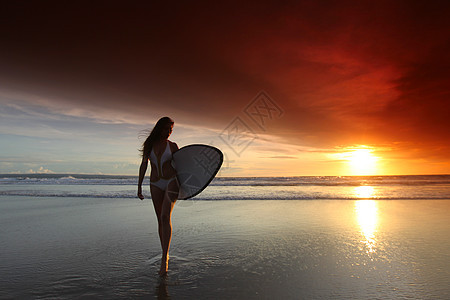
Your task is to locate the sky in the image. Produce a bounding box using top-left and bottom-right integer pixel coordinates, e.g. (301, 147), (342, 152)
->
(0, 1), (449, 176)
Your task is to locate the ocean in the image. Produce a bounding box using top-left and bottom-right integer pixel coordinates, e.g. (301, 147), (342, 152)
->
(1, 174), (450, 200)
(1, 174), (449, 299)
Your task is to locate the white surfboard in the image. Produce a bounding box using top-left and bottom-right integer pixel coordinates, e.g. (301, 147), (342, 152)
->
(172, 144), (223, 200)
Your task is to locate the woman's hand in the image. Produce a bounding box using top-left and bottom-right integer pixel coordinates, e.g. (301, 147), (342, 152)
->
(137, 157), (148, 201)
(137, 186), (144, 200)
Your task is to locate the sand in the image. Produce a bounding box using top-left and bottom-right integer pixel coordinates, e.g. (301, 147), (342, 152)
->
(1, 197), (450, 299)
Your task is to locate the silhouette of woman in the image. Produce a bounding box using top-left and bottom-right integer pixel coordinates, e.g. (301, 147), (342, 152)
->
(138, 117), (179, 276)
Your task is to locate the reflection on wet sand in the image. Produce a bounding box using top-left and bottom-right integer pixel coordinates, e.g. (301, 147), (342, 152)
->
(354, 191), (378, 254)
(156, 277), (171, 300)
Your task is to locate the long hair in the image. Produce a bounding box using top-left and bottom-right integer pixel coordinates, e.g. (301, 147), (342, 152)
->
(140, 117), (174, 158)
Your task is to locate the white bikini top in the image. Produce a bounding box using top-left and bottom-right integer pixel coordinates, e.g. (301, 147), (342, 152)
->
(149, 141), (173, 179)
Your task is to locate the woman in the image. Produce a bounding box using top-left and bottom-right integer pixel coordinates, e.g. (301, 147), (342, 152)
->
(137, 117), (179, 276)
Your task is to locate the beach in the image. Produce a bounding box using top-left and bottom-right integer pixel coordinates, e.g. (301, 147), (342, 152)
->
(2, 1), (449, 298)
(1, 179), (450, 299)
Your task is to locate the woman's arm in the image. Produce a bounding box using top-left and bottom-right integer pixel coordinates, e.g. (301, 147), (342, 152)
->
(170, 141), (179, 153)
(169, 142), (179, 170)
(137, 156), (148, 200)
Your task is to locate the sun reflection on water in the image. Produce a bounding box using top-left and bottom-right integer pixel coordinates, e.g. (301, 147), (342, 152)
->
(354, 199), (378, 254)
(354, 186), (375, 199)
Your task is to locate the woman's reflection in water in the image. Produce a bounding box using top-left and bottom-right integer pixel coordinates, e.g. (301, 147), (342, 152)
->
(156, 276), (171, 300)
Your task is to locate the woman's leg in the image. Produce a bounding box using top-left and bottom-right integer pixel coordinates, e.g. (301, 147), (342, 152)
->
(150, 185), (165, 254)
(159, 179), (179, 275)
(159, 196), (176, 275)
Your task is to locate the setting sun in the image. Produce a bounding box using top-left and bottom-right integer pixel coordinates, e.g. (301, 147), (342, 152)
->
(330, 147), (380, 176)
(348, 148), (377, 175)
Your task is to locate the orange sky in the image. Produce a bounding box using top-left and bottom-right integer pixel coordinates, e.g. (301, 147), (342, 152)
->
(0, 1), (449, 175)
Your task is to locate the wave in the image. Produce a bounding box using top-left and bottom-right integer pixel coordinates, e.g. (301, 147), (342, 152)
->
(212, 175), (450, 187)
(0, 175), (137, 185)
(1, 174), (450, 187)
(1, 190), (449, 200)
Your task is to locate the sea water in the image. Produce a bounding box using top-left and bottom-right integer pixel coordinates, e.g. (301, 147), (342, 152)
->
(1, 175), (449, 299)
(1, 174), (450, 200)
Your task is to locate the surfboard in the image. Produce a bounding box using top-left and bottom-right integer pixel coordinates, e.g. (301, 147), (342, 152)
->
(172, 144), (223, 200)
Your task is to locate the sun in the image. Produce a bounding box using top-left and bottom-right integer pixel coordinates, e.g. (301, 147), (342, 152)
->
(347, 148), (378, 175)
(329, 146), (380, 175)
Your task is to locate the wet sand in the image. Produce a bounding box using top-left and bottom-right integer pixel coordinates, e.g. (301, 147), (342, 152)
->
(1, 197), (450, 299)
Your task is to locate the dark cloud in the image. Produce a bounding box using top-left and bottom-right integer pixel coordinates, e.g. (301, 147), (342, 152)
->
(1, 1), (449, 162)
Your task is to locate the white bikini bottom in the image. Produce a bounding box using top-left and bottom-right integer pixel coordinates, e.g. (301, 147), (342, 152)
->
(150, 176), (177, 193)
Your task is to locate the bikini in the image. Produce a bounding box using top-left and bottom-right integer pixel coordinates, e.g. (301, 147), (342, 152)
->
(149, 141), (177, 191)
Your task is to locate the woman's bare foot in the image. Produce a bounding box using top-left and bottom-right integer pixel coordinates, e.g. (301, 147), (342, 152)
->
(159, 255), (169, 276)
